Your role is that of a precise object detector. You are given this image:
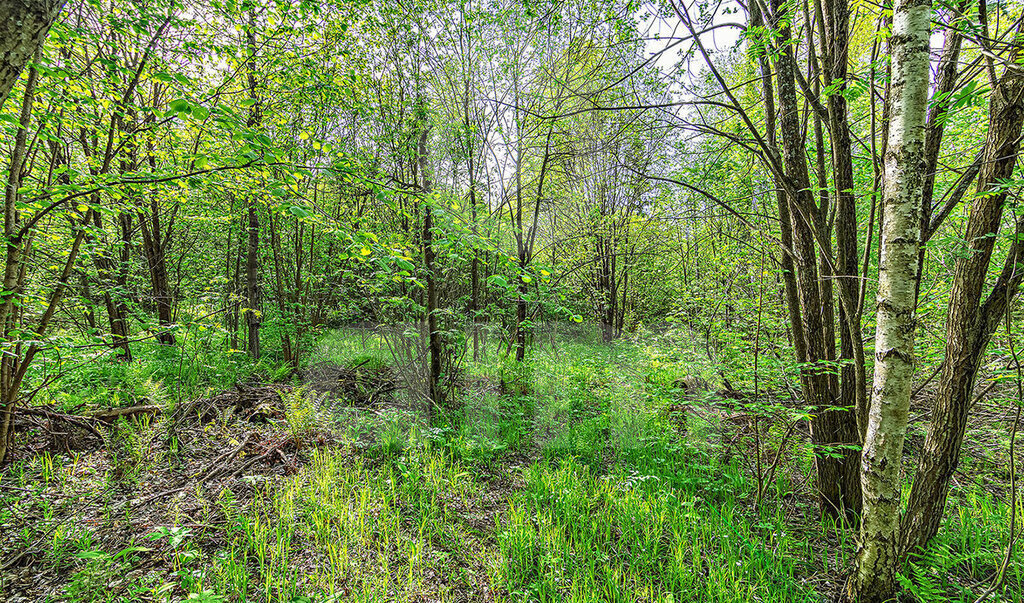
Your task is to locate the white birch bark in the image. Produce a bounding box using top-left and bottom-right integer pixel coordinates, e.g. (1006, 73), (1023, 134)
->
(851, 0), (932, 598)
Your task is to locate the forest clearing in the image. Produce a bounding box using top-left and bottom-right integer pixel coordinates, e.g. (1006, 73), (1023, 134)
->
(3, 328), (1017, 602)
(1, 0), (1024, 600)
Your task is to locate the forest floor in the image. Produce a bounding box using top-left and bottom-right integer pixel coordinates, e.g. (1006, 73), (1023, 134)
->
(1, 329), (1021, 602)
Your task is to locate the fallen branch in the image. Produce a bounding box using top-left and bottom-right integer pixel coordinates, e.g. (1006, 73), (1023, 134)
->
(18, 407), (104, 440)
(230, 438), (290, 478)
(195, 432), (255, 482)
(88, 404), (161, 423)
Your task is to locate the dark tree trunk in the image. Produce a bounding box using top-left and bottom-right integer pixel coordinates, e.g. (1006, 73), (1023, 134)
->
(245, 201), (261, 360)
(244, 8), (261, 361)
(226, 216), (239, 351)
(0, 0), (63, 111)
(419, 118), (442, 411)
(902, 40), (1024, 554)
(91, 210), (133, 362)
(821, 0), (867, 454)
(139, 194), (175, 345)
(140, 114), (176, 346)
(269, 212), (293, 365)
(750, 0), (807, 368)
(0, 56), (44, 464)
(769, 0), (860, 520)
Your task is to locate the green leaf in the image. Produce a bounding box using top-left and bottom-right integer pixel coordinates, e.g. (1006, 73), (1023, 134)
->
(168, 98), (190, 113)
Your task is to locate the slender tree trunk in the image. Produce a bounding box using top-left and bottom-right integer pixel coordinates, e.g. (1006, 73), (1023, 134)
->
(139, 211), (175, 345)
(821, 0), (868, 448)
(140, 130), (176, 345)
(513, 126), (527, 361)
(80, 272), (96, 330)
(419, 116), (442, 411)
(225, 215), (239, 351)
(244, 8), (261, 361)
(851, 0), (931, 597)
(269, 213), (293, 365)
(461, 35), (482, 363)
(292, 213), (305, 366)
(750, 0), (807, 369)
(91, 210), (133, 362)
(0, 55), (42, 464)
(244, 203), (260, 359)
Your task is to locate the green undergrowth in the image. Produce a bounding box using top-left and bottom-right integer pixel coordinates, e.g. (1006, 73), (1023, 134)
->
(212, 445), (491, 601)
(29, 330), (291, 414)
(497, 459), (817, 602)
(8, 327), (1023, 602)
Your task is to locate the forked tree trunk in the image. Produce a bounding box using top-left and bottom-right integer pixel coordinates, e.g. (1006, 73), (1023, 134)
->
(139, 210), (175, 345)
(901, 26), (1024, 555)
(851, 0), (931, 598)
(141, 123), (176, 346)
(769, 0), (860, 520)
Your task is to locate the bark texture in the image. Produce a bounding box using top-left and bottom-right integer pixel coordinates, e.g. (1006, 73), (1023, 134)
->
(901, 24), (1024, 555)
(769, 0), (861, 519)
(0, 0), (62, 111)
(821, 0), (868, 445)
(851, 0), (931, 598)
(244, 8), (261, 360)
(419, 118), (442, 411)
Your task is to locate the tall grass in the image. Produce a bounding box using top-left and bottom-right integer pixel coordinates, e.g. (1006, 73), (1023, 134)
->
(16, 326), (1022, 602)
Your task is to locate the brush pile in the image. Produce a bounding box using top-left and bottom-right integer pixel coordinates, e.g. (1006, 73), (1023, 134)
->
(304, 358), (399, 406)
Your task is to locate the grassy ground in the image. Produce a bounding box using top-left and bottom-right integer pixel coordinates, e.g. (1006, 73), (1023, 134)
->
(1, 327), (1021, 602)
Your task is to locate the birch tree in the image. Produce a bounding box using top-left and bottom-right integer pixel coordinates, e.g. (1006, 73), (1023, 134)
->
(851, 0), (932, 598)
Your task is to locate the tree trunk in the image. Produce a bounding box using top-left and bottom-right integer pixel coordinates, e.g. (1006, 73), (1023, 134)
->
(901, 27), (1024, 555)
(461, 41), (482, 363)
(851, 0), (931, 597)
(269, 213), (293, 365)
(0, 0), (62, 111)
(821, 0), (868, 446)
(769, 0), (860, 519)
(244, 8), (261, 361)
(750, 0), (807, 369)
(419, 116), (442, 411)
(225, 215), (239, 351)
(140, 123), (176, 345)
(91, 210), (133, 362)
(0, 54), (42, 465)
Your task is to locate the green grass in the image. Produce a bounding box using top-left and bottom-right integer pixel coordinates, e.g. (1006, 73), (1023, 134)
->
(29, 329), (287, 414)
(497, 459), (816, 602)
(212, 445), (490, 602)
(8, 326), (1023, 602)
